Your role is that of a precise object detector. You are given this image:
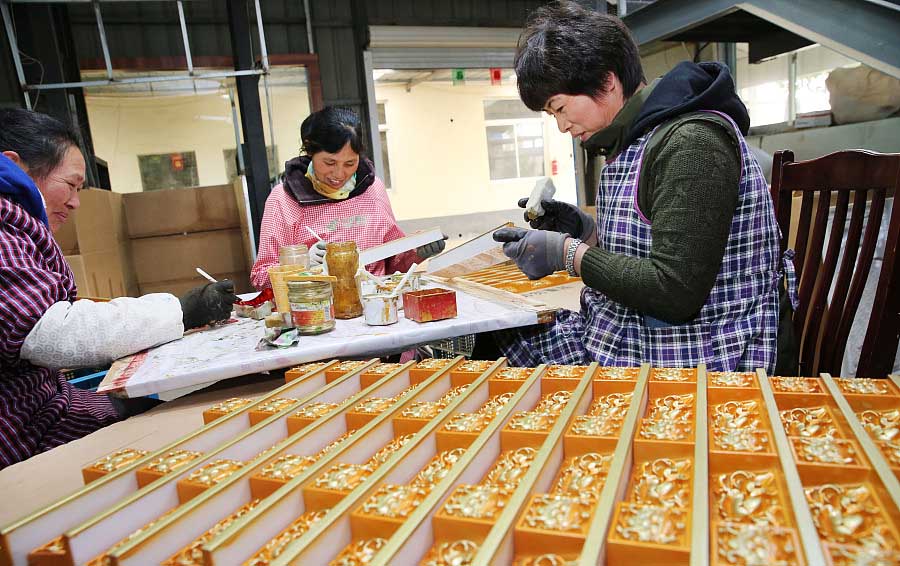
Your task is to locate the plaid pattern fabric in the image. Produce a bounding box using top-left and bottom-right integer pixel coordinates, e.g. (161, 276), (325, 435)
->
(0, 196), (120, 468)
(250, 177), (418, 289)
(501, 111), (787, 372)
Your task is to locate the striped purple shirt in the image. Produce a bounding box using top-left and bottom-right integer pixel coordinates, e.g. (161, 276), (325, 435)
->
(0, 196), (120, 469)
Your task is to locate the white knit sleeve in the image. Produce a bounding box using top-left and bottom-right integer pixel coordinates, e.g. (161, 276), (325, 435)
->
(21, 294), (185, 370)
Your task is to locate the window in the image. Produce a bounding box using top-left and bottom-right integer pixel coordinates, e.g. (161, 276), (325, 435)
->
(377, 102), (392, 188)
(483, 99), (545, 180)
(223, 147), (278, 183)
(137, 152), (199, 191)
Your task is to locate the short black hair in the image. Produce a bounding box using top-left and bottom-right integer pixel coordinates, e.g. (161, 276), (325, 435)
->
(300, 106), (366, 156)
(515, 1), (644, 111)
(0, 108), (81, 179)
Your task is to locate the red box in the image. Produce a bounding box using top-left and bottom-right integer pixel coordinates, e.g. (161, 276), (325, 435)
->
(402, 289), (457, 322)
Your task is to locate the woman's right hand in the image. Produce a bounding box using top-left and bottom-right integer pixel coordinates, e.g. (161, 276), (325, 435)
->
(516, 197), (596, 242)
(309, 241), (328, 267)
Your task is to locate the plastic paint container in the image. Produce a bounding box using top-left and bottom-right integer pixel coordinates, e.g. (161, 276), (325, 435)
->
(361, 293), (399, 326)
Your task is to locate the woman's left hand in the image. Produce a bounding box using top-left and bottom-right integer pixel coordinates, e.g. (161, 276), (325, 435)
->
(416, 234), (448, 259)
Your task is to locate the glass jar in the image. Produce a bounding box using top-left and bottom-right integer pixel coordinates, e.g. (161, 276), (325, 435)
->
(287, 280), (335, 334)
(326, 241), (363, 319)
(279, 244), (309, 269)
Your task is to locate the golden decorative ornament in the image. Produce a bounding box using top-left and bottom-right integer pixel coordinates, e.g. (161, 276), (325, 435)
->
(162, 500), (259, 566)
(292, 361), (328, 373)
(294, 402), (341, 419)
(314, 462), (373, 491)
(827, 543), (900, 566)
(713, 428), (771, 453)
(652, 368), (694, 382)
(595, 366), (640, 380)
(836, 378), (891, 395)
(413, 448), (467, 488)
(328, 537), (388, 566)
(639, 418), (692, 441)
(545, 365), (588, 378)
(646, 394), (695, 422)
(513, 555), (579, 566)
(804, 483), (894, 547)
(713, 470), (784, 526)
(208, 397), (254, 414)
(877, 440), (900, 467)
(508, 410), (557, 432)
(793, 437), (858, 465)
(415, 358), (453, 370)
(443, 412), (489, 433)
(631, 458), (692, 509)
(146, 450), (203, 474)
(857, 409), (900, 442)
(771, 376), (822, 393)
(484, 448), (537, 489)
(570, 415), (624, 437)
(522, 493), (594, 532)
(91, 448), (148, 472)
(369, 434), (417, 464)
(779, 407), (839, 438)
(420, 539), (479, 566)
(478, 392), (517, 417)
(457, 360), (494, 373)
(317, 432), (355, 457)
(401, 401), (444, 419)
(255, 397), (298, 414)
(715, 523), (799, 566)
(615, 504), (686, 545)
(711, 400), (762, 430)
(335, 361), (367, 372)
(369, 363), (404, 375)
(534, 391), (572, 414)
(245, 510), (329, 566)
(360, 483), (427, 518)
(709, 372), (755, 388)
(353, 397), (395, 414)
(441, 484), (510, 519)
(186, 459), (244, 486)
(495, 367), (533, 380)
(259, 454), (317, 480)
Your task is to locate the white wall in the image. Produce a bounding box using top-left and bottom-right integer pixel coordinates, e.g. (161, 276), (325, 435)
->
(85, 84), (311, 193)
(374, 81), (577, 220)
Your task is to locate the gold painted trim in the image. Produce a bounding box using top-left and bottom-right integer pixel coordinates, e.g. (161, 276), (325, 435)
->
(0, 361), (350, 566)
(269, 359), (521, 566)
(208, 358), (506, 565)
(821, 373), (900, 510)
(689, 364), (709, 566)
(104, 360), (426, 562)
(471, 362), (596, 565)
(577, 363), (650, 565)
(756, 368), (826, 565)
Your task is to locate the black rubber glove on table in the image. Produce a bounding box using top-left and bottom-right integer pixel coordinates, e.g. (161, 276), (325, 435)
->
(179, 280), (239, 330)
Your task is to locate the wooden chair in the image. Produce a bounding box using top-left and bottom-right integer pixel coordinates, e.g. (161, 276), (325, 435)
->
(771, 149), (900, 377)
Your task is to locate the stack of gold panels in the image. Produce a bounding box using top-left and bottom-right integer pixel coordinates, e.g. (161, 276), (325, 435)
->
(3, 360), (900, 566)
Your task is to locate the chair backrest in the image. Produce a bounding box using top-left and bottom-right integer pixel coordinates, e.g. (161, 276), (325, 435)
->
(771, 149), (900, 377)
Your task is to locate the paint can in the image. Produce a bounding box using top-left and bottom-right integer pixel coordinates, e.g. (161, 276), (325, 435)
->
(287, 280), (336, 335)
(361, 293), (399, 326)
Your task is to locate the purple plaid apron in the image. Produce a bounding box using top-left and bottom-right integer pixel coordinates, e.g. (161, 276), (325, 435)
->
(499, 111), (796, 372)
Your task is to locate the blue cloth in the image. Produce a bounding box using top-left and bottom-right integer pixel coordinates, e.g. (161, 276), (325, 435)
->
(0, 154), (48, 227)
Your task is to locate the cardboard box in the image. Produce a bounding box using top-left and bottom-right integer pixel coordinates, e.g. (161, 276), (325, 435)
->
(138, 271), (251, 297)
(53, 216), (78, 255)
(66, 247), (135, 299)
(131, 229), (248, 285)
(123, 184), (241, 238)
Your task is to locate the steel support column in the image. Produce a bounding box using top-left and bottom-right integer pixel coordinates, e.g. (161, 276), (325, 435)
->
(227, 0), (270, 246)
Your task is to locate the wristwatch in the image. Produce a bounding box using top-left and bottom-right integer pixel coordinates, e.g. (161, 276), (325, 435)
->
(565, 238), (583, 277)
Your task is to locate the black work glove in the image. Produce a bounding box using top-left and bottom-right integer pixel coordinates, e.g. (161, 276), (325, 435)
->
(179, 280), (239, 330)
(517, 197), (596, 241)
(416, 234), (448, 259)
(493, 227), (567, 280)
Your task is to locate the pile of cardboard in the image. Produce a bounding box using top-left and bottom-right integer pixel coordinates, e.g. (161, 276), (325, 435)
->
(53, 189), (139, 299)
(124, 182), (253, 296)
